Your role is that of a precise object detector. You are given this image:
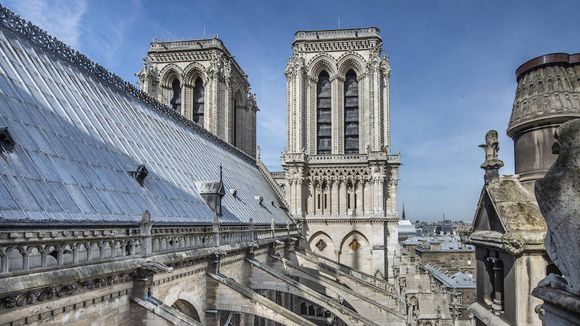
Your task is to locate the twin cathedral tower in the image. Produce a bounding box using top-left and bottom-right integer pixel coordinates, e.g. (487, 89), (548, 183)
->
(139, 27), (400, 280)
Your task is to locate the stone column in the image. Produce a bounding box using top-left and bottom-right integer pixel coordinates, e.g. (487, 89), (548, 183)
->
(338, 180), (347, 215)
(382, 63), (391, 150)
(224, 79), (231, 141)
(336, 76), (345, 154)
(285, 68), (295, 152)
(331, 179), (339, 216)
(355, 181), (363, 215)
(388, 165), (400, 217)
(307, 180), (314, 215)
(295, 62), (306, 152)
(331, 76), (341, 154)
(295, 178), (304, 216)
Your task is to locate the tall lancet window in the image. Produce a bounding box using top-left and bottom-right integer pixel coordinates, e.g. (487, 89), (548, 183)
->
(317, 71), (332, 154)
(344, 69), (359, 153)
(192, 78), (204, 126)
(170, 78), (181, 111)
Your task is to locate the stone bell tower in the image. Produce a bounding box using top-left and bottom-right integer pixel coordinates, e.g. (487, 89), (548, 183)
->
(138, 38), (258, 157)
(283, 27), (401, 281)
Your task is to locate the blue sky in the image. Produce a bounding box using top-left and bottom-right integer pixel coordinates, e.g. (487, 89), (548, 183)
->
(3, 0), (579, 221)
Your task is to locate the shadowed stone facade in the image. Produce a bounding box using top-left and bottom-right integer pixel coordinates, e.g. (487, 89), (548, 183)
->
(138, 38), (258, 158)
(282, 28), (401, 281)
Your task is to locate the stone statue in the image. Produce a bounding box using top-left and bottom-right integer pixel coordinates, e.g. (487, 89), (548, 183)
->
(479, 130), (504, 184)
(479, 130), (500, 163)
(535, 119), (580, 295)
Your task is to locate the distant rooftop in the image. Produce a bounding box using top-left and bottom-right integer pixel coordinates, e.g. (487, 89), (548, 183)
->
(293, 27), (381, 43)
(403, 235), (474, 252)
(425, 264), (475, 288)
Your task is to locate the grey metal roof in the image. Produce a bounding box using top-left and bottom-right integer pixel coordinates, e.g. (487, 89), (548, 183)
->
(424, 264), (475, 289)
(403, 236), (474, 251)
(0, 9), (291, 225)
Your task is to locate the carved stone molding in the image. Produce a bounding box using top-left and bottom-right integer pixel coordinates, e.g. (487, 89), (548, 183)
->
(0, 272), (130, 309)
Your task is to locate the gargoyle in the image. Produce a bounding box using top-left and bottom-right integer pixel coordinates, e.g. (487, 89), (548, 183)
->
(535, 119), (580, 295)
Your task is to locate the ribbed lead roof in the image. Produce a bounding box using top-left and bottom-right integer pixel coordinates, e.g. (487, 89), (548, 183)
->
(0, 6), (291, 225)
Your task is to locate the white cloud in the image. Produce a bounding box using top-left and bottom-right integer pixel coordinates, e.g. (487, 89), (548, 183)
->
(4, 0), (87, 49)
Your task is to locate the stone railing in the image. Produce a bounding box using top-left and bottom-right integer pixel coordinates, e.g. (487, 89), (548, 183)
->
(0, 223), (298, 277)
(294, 28), (380, 41)
(307, 153), (400, 164)
(150, 38), (224, 51)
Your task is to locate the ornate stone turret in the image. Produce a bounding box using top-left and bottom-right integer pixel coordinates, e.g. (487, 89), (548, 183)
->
(508, 53), (580, 187)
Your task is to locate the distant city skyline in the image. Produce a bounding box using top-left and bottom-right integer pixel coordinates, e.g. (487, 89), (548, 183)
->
(4, 0), (579, 220)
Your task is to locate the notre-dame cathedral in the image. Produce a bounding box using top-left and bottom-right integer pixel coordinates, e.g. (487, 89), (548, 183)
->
(137, 28), (402, 282)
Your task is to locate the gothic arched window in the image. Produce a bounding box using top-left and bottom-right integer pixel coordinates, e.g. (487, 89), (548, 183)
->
(317, 71), (331, 154)
(192, 78), (204, 126)
(170, 78), (181, 111)
(344, 69), (359, 153)
(233, 92), (243, 146)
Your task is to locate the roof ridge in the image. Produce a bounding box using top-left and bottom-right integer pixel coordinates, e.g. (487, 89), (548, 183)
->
(0, 4), (255, 166)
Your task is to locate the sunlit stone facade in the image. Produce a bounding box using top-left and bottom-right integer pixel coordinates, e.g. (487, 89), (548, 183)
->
(138, 39), (258, 157)
(283, 28), (401, 280)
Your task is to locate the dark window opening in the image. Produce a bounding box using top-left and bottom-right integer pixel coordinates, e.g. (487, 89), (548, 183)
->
(324, 194), (328, 209)
(193, 78), (204, 126)
(317, 194), (321, 210)
(317, 71), (331, 154)
(170, 78), (181, 111)
(347, 193), (351, 209)
(354, 193), (357, 209)
(344, 69), (359, 153)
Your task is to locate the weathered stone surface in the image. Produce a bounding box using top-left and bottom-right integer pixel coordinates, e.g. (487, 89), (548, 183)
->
(535, 118), (580, 295)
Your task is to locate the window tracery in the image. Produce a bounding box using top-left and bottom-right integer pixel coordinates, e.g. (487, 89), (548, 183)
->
(192, 78), (204, 126)
(317, 71), (331, 154)
(344, 69), (359, 153)
(170, 78), (181, 111)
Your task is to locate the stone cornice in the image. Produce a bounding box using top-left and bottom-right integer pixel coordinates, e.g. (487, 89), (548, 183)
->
(297, 217), (398, 224)
(466, 230), (545, 255)
(294, 27), (381, 42)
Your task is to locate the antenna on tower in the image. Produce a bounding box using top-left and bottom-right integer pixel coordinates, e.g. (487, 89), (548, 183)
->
(203, 26), (206, 38)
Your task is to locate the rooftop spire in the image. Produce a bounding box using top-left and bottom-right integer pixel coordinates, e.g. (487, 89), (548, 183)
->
(402, 203), (406, 220)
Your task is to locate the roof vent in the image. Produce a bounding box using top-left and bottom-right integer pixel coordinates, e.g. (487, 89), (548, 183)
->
(195, 165), (226, 217)
(128, 164), (149, 186)
(229, 188), (237, 198)
(254, 195), (263, 205)
(0, 127), (15, 152)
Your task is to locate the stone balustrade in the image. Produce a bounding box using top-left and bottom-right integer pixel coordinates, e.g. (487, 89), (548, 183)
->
(0, 224), (298, 276)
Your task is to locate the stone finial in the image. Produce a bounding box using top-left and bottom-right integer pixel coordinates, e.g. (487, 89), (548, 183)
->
(479, 130), (504, 184)
(535, 119), (580, 295)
